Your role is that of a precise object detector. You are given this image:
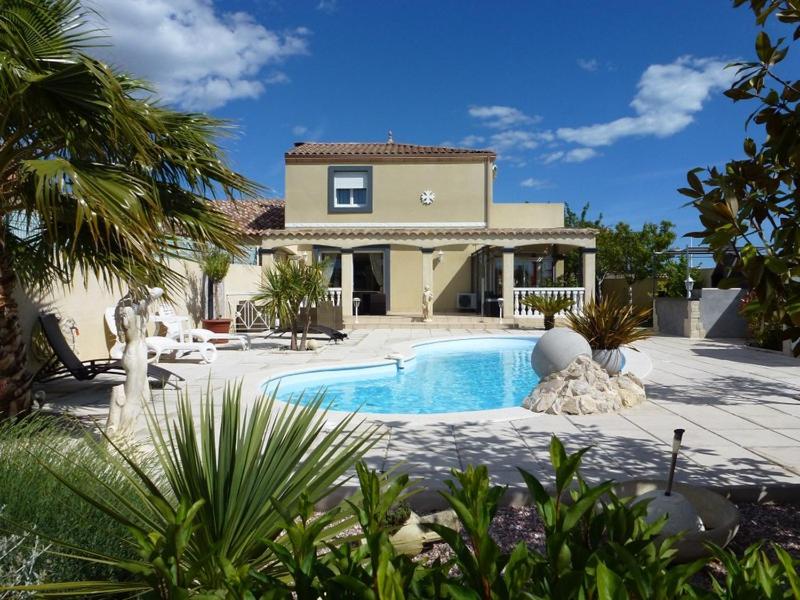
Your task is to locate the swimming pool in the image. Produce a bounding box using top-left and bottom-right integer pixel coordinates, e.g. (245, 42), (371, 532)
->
(263, 337), (539, 414)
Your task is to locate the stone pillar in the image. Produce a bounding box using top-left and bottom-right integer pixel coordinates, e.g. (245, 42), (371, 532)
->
(502, 248), (514, 319)
(421, 248), (434, 318)
(341, 249), (354, 317)
(684, 300), (705, 338)
(581, 248), (596, 305)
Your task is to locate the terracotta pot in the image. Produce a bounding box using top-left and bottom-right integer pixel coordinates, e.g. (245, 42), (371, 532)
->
(592, 348), (624, 375)
(201, 318), (232, 344)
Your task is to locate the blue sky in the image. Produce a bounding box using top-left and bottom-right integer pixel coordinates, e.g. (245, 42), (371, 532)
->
(90, 1), (790, 242)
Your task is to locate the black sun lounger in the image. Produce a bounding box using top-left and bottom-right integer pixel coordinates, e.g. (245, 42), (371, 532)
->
(267, 324), (348, 343)
(35, 314), (182, 387)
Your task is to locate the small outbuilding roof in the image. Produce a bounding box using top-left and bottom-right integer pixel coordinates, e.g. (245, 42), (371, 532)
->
(285, 142), (496, 162)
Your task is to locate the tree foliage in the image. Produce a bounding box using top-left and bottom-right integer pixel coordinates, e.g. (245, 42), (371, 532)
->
(680, 0), (800, 354)
(0, 0), (261, 414)
(596, 221), (676, 286)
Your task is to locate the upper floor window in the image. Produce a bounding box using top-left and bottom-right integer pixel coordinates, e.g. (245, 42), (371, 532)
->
(328, 166), (372, 213)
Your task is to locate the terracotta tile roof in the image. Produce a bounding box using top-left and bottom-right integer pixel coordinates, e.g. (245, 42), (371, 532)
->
(286, 142), (496, 161)
(260, 227), (597, 240)
(213, 199), (285, 234)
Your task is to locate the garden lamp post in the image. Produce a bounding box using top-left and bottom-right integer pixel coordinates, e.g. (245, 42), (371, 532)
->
(497, 297), (504, 322)
(353, 296), (361, 324)
(624, 257), (634, 305)
(684, 248), (694, 299)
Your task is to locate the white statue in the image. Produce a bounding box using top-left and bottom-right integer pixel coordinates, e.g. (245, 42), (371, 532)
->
(105, 287), (162, 442)
(422, 285), (433, 322)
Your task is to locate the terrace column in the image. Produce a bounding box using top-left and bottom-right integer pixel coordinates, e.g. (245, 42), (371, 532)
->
(341, 249), (354, 317)
(421, 248), (434, 318)
(502, 248), (514, 319)
(582, 247), (596, 304)
(259, 247), (274, 282)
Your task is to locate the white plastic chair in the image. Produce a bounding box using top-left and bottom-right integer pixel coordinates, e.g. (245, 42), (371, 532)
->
(156, 304), (250, 350)
(104, 307), (217, 364)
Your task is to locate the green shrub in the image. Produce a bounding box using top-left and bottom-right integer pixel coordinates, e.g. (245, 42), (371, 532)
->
(566, 294), (652, 350)
(0, 417), (138, 584)
(2, 384), (381, 597)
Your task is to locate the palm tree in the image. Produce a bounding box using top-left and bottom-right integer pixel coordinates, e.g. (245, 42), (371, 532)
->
(0, 0), (261, 416)
(254, 257), (329, 351)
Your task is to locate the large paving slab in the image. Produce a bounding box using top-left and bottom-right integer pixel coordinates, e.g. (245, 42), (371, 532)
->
(37, 331), (800, 492)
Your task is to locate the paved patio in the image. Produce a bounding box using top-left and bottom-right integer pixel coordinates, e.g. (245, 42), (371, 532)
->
(39, 330), (800, 492)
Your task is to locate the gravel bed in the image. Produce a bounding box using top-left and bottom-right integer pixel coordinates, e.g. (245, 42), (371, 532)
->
(415, 501), (800, 566)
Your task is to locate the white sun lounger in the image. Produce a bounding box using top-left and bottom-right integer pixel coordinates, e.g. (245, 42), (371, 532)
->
(104, 307), (217, 364)
(155, 305), (251, 350)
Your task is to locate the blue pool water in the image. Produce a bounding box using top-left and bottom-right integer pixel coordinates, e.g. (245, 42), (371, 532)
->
(263, 337), (539, 414)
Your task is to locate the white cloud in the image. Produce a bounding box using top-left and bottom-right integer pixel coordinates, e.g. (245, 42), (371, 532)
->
(292, 125), (308, 136)
(88, 0), (310, 110)
(564, 147), (599, 162)
(457, 134), (485, 147)
(557, 56), (734, 147)
(540, 151), (564, 164)
(468, 105), (541, 129)
(317, 0), (337, 13)
(264, 71), (290, 84)
(520, 177), (553, 189)
(577, 58), (599, 72)
(540, 147), (600, 164)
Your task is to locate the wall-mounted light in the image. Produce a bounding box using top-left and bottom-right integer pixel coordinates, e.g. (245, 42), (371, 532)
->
(435, 249), (444, 265)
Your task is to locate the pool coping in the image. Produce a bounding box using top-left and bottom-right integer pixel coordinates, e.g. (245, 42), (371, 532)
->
(259, 334), (654, 425)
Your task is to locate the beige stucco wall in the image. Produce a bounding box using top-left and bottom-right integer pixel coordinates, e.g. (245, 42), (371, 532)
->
(488, 202), (564, 229)
(432, 245), (479, 312)
(285, 161), (490, 225)
(388, 245), (423, 314)
(17, 259), (262, 362)
(386, 244), (478, 314)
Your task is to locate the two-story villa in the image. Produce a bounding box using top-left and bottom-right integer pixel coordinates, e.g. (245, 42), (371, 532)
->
(222, 138), (597, 324)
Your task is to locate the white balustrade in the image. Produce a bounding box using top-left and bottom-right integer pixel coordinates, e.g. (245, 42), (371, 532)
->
(326, 287), (342, 306)
(512, 287), (585, 317)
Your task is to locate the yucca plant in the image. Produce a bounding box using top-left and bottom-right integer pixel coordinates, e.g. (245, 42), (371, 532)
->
(199, 247), (232, 319)
(566, 294), (652, 350)
(2, 384), (382, 597)
(254, 258), (329, 351)
(521, 295), (574, 330)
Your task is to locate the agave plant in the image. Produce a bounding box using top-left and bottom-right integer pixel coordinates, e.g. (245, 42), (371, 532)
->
(566, 294), (651, 351)
(521, 294), (574, 330)
(3, 384), (382, 597)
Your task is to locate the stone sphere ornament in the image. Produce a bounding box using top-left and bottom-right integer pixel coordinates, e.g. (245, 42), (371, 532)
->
(531, 327), (591, 378)
(633, 490), (705, 536)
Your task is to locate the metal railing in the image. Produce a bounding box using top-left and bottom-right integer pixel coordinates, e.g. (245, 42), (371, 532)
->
(513, 287), (585, 317)
(227, 288), (343, 332)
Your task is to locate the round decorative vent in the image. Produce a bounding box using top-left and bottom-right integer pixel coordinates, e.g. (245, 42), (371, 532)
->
(420, 190), (436, 205)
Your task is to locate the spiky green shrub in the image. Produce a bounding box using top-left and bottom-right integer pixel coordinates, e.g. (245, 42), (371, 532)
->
(566, 294), (652, 349)
(521, 294), (574, 329)
(2, 384), (381, 597)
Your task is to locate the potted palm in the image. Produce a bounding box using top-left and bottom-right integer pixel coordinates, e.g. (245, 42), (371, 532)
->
(566, 295), (651, 374)
(521, 295), (574, 330)
(200, 247), (232, 337)
(253, 257), (328, 350)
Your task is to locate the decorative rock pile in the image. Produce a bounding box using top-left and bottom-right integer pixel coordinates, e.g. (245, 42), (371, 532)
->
(524, 355), (646, 415)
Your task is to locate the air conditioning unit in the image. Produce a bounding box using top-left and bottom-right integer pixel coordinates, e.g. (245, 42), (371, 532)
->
(457, 292), (477, 311)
